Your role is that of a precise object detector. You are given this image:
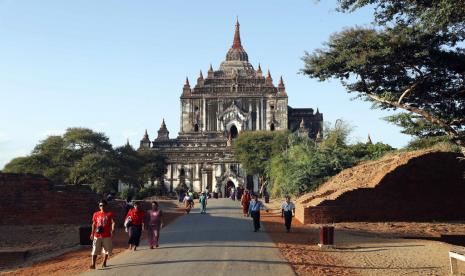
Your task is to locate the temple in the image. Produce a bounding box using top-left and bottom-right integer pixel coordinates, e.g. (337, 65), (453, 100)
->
(139, 20), (323, 196)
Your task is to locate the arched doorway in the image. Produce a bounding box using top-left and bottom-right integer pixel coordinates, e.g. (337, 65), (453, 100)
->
(225, 180), (235, 198)
(270, 123), (275, 131)
(230, 125), (238, 139)
(194, 124), (199, 132)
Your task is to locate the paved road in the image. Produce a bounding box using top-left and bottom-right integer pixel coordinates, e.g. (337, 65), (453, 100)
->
(83, 198), (295, 276)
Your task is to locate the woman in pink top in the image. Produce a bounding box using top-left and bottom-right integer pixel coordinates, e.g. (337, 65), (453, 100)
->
(147, 201), (164, 249)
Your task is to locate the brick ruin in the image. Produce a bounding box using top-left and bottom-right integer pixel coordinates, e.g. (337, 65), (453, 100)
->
(0, 173), (108, 225)
(296, 151), (465, 224)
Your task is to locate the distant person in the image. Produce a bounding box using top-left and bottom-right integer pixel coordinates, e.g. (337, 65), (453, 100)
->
(205, 188), (210, 198)
(90, 199), (115, 269)
(199, 192), (208, 214)
(281, 195), (296, 233)
(106, 193), (113, 202)
(240, 190), (251, 217)
(183, 193), (194, 214)
(178, 189), (185, 203)
(236, 187), (242, 200)
(230, 187), (236, 201)
(248, 194), (268, 232)
(125, 201), (145, 251)
(188, 189), (194, 199)
(147, 201), (164, 249)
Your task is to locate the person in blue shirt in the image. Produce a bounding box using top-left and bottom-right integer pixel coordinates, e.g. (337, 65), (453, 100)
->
(281, 195), (296, 233)
(199, 192), (208, 214)
(248, 194), (269, 232)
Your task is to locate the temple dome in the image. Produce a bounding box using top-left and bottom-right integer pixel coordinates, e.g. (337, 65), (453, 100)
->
(219, 19), (254, 75)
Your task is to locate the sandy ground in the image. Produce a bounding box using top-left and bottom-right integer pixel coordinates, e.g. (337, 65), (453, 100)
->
(1, 210), (183, 276)
(263, 199), (465, 276)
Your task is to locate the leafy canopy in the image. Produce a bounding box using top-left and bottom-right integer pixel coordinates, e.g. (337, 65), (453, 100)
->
(3, 128), (167, 194)
(305, 1), (465, 152)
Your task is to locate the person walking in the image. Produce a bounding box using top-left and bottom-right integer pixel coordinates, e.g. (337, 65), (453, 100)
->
(147, 201), (164, 249)
(281, 195), (296, 233)
(230, 187), (236, 201)
(248, 194), (268, 232)
(199, 192), (208, 214)
(125, 201), (145, 251)
(90, 199), (115, 269)
(183, 193), (194, 214)
(240, 190), (251, 217)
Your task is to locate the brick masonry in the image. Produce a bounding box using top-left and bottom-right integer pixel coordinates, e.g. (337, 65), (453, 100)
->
(0, 173), (117, 225)
(296, 152), (465, 224)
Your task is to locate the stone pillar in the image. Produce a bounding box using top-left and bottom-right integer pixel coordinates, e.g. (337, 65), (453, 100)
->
(256, 101), (260, 130)
(261, 97), (265, 130)
(248, 102), (252, 130)
(203, 98), (207, 132)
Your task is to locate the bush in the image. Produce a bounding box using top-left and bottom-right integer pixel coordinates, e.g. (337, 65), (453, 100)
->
(120, 187), (136, 201)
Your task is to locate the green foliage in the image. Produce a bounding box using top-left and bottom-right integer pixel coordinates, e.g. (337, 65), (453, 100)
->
(233, 131), (289, 176)
(349, 142), (395, 160)
(3, 156), (44, 175)
(69, 153), (120, 194)
(134, 186), (165, 200)
(2, 128), (167, 195)
(234, 121), (396, 198)
(120, 187), (136, 201)
(304, 1), (465, 152)
(384, 113), (447, 138)
(406, 136), (459, 151)
(137, 150), (167, 186)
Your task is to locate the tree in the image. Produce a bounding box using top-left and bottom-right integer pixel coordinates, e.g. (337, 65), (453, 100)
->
(303, 1), (465, 155)
(233, 131), (289, 194)
(69, 153), (120, 194)
(3, 156), (44, 175)
(137, 150), (167, 189)
(114, 143), (143, 187)
(63, 127), (113, 163)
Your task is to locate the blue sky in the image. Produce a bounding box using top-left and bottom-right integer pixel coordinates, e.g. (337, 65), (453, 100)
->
(0, 0), (411, 169)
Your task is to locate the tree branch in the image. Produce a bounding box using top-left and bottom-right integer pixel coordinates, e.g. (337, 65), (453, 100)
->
(359, 74), (459, 138)
(398, 82), (420, 104)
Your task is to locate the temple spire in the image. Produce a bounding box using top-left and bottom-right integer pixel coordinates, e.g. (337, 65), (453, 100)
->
(208, 64), (214, 78)
(367, 134), (373, 145)
(265, 70), (273, 85)
(232, 17), (242, 49)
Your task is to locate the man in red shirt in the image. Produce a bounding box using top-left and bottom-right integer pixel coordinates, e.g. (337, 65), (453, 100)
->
(90, 199), (115, 269)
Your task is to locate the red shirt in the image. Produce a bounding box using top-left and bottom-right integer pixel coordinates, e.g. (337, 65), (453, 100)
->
(126, 209), (145, 226)
(92, 211), (113, 238)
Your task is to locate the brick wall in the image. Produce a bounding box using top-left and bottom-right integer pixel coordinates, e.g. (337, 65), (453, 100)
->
(0, 173), (103, 225)
(296, 152), (465, 224)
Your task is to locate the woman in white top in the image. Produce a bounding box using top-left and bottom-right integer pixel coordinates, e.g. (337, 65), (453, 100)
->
(281, 195), (296, 233)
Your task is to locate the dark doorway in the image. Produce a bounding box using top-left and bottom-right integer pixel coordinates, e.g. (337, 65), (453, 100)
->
(207, 172), (212, 192)
(225, 180), (235, 198)
(246, 175), (254, 191)
(230, 125), (238, 139)
(270, 123), (275, 131)
(194, 124), (199, 132)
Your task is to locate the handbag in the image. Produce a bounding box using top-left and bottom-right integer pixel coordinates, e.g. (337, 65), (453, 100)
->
(124, 216), (132, 228)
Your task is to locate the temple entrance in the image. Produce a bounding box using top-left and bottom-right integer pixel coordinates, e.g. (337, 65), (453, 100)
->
(207, 171), (213, 192)
(230, 125), (238, 139)
(270, 123), (275, 131)
(224, 180), (235, 198)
